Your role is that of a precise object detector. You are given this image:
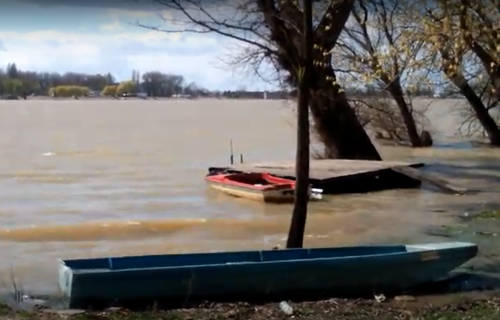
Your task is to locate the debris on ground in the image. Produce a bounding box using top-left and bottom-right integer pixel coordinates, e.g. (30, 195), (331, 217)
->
(374, 293), (386, 303)
(278, 301), (293, 315)
(2, 294), (500, 320)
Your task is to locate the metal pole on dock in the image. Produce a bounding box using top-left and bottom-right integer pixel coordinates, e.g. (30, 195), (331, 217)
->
(230, 139), (234, 165)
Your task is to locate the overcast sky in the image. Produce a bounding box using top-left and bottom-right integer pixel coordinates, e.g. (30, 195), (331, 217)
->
(0, 0), (275, 90)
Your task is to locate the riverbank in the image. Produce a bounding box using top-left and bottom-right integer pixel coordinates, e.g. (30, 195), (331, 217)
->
(2, 294), (500, 320)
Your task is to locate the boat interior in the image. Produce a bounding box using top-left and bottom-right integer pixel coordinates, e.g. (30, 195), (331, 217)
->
(62, 246), (414, 271)
(225, 173), (276, 185)
(222, 172), (294, 186)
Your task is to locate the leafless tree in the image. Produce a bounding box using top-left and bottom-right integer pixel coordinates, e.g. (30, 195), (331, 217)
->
(332, 0), (432, 147)
(137, 0), (382, 160)
(350, 96), (432, 144)
(419, 0), (500, 145)
(456, 68), (500, 139)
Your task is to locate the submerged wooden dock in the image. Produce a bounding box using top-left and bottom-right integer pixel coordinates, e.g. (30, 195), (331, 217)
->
(208, 159), (425, 194)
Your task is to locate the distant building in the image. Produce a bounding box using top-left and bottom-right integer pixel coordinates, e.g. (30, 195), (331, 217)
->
(221, 90), (289, 99)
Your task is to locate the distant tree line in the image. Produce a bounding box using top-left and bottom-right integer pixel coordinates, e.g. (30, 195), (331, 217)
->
(0, 62), (450, 101)
(0, 63), (215, 99)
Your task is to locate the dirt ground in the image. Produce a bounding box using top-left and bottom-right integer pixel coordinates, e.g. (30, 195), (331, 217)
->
(2, 294), (500, 320)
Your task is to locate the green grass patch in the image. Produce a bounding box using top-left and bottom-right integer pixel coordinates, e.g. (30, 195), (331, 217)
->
(0, 302), (10, 316)
(474, 210), (500, 219)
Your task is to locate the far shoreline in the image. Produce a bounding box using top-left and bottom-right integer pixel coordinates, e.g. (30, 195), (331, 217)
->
(0, 95), (468, 102)
(1, 96), (292, 102)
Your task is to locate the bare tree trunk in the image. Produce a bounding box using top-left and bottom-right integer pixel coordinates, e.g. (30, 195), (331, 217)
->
(387, 82), (422, 147)
(309, 77), (382, 160)
(286, 0), (313, 249)
(302, 45), (382, 160)
(450, 74), (500, 146)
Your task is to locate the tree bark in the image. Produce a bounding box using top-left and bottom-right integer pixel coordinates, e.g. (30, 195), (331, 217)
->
(286, 0), (313, 249)
(309, 90), (382, 159)
(387, 81), (422, 147)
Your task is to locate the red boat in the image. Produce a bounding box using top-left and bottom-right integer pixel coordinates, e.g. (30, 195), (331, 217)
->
(205, 172), (322, 203)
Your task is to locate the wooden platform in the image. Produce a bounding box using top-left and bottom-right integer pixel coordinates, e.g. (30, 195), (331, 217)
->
(229, 160), (423, 180)
(208, 160), (425, 194)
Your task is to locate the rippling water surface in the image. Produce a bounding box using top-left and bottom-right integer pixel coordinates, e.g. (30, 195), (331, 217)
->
(0, 99), (499, 295)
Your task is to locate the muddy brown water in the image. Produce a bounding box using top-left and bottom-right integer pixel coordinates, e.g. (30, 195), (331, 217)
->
(0, 98), (499, 297)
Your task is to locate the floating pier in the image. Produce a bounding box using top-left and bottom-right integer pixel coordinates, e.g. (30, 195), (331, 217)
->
(208, 159), (425, 194)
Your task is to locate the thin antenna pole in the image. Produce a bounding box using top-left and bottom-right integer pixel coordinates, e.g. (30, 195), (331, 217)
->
(230, 139), (234, 165)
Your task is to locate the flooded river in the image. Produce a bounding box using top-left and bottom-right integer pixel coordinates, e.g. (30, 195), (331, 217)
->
(0, 99), (499, 295)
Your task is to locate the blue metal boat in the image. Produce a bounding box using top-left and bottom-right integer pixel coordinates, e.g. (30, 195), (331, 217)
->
(59, 241), (477, 308)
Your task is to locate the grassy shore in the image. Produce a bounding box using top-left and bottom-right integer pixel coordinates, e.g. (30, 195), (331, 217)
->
(1, 295), (500, 320)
